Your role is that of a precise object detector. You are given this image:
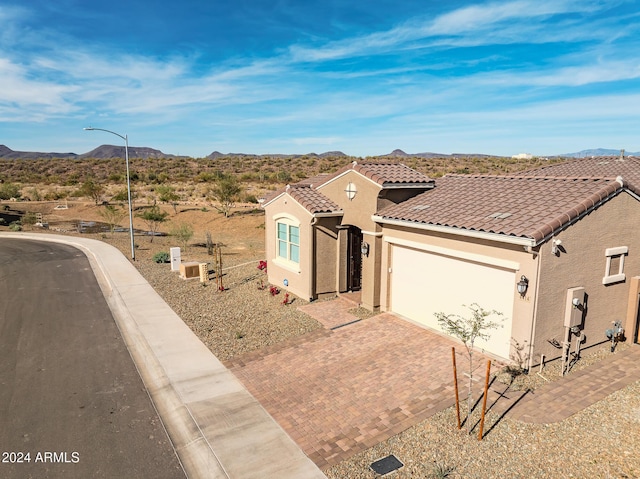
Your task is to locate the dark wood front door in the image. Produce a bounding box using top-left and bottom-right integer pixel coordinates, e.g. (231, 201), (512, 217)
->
(347, 226), (362, 291)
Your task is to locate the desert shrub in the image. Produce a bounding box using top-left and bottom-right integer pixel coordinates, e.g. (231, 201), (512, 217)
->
(0, 182), (21, 200)
(9, 221), (22, 231)
(153, 251), (170, 263)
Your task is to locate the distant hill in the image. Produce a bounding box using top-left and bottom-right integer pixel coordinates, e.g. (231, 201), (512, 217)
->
(79, 144), (180, 159)
(0, 145), (78, 160)
(381, 149), (506, 159)
(558, 148), (640, 158)
(3, 144), (638, 161)
(0, 144), (181, 160)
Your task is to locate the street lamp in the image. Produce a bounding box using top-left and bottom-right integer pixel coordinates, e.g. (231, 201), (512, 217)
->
(83, 127), (136, 261)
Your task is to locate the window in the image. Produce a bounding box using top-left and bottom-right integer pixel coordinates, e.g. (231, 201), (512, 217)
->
(277, 221), (300, 264)
(603, 246), (628, 285)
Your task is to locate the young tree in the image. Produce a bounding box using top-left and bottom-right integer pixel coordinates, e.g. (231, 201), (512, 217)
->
(136, 206), (168, 242)
(435, 303), (504, 432)
(170, 222), (194, 252)
(155, 185), (180, 214)
(209, 175), (241, 217)
(98, 204), (126, 235)
(79, 179), (105, 205)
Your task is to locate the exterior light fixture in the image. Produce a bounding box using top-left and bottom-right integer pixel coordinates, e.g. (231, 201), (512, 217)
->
(516, 275), (529, 296)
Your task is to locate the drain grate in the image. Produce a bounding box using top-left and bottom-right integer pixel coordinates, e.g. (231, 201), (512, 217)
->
(370, 454), (403, 476)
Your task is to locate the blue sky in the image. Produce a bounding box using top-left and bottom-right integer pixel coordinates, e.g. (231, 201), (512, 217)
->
(1, 0), (639, 157)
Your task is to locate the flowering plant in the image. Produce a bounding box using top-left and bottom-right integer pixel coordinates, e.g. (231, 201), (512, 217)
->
(257, 260), (267, 272)
(281, 293), (290, 306)
(269, 285), (280, 296)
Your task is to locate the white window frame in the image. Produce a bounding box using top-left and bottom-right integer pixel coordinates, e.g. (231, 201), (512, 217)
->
(273, 215), (300, 271)
(603, 246), (628, 285)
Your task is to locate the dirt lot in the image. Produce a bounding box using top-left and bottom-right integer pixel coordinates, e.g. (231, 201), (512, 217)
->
(1, 200), (266, 265)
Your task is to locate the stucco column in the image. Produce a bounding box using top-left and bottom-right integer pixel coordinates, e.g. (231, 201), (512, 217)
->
(361, 231), (382, 311)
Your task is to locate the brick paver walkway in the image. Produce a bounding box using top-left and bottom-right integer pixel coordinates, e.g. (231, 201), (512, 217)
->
(507, 344), (640, 423)
(225, 307), (496, 469)
(225, 295), (640, 469)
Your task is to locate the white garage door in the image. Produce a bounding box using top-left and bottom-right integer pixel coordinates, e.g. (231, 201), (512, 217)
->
(390, 244), (515, 359)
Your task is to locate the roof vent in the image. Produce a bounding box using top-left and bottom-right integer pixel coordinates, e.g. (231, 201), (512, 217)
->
(411, 205), (431, 210)
(488, 212), (512, 219)
(620, 149), (625, 160)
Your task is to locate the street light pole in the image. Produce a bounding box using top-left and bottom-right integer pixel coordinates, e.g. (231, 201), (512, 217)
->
(83, 127), (136, 261)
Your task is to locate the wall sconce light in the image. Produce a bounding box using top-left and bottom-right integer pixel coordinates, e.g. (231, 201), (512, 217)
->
(361, 242), (370, 257)
(551, 239), (562, 255)
(516, 275), (529, 296)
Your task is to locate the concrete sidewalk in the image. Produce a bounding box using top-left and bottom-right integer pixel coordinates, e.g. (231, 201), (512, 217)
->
(0, 233), (326, 479)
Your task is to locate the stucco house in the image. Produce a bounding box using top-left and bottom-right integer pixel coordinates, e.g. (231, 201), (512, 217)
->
(262, 157), (640, 368)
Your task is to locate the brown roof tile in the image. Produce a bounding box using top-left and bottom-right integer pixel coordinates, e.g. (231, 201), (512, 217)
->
(352, 162), (434, 186)
(522, 156), (640, 190)
(287, 185), (342, 215)
(376, 175), (623, 243)
(317, 161), (434, 188)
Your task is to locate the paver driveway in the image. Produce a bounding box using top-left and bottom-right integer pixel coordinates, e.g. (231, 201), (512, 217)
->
(226, 307), (498, 469)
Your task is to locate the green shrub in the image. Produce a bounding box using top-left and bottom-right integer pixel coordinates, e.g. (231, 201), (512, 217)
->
(153, 251), (170, 263)
(9, 221), (22, 231)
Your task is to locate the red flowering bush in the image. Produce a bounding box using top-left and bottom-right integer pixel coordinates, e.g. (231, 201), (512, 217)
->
(257, 260), (267, 272)
(269, 285), (280, 296)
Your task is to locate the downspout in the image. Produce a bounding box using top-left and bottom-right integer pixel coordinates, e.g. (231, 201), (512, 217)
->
(309, 216), (318, 301)
(526, 246), (543, 371)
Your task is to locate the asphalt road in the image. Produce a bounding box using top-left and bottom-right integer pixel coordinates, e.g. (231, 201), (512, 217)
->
(0, 239), (185, 479)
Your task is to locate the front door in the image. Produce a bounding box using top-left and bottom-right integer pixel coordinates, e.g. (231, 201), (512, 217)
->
(347, 226), (362, 291)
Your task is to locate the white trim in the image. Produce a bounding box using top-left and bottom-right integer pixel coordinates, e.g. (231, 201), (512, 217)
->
(605, 246), (628, 256)
(385, 236), (521, 271)
(603, 246), (628, 285)
(603, 273), (625, 285)
(312, 211), (344, 218)
(375, 216), (536, 248)
(272, 213), (301, 225)
(271, 256), (301, 274)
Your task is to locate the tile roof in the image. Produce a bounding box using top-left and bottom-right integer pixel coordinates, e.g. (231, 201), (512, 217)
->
(318, 161), (434, 188)
(376, 175), (624, 244)
(286, 185), (342, 215)
(262, 162), (431, 214)
(521, 155), (640, 192)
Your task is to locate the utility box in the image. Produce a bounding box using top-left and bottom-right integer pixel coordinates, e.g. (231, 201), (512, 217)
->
(564, 287), (586, 328)
(170, 247), (181, 271)
(180, 261), (202, 280)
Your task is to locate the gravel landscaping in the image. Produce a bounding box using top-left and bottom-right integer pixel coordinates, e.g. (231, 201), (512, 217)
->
(40, 230), (640, 478)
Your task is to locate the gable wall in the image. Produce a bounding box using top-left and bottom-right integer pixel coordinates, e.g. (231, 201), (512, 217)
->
(533, 191), (640, 363)
(317, 170), (382, 232)
(263, 195), (314, 300)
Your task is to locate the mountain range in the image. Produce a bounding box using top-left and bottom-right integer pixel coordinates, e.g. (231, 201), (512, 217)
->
(0, 145), (637, 160)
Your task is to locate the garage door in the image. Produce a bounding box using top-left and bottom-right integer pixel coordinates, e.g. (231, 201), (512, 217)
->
(390, 244), (515, 359)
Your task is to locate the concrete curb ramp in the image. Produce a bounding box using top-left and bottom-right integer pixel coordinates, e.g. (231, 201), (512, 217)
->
(1, 233), (326, 479)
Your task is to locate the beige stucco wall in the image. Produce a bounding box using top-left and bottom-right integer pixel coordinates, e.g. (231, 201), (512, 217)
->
(532, 191), (640, 363)
(314, 217), (340, 296)
(378, 224), (539, 362)
(317, 170), (382, 232)
(263, 194), (314, 301)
